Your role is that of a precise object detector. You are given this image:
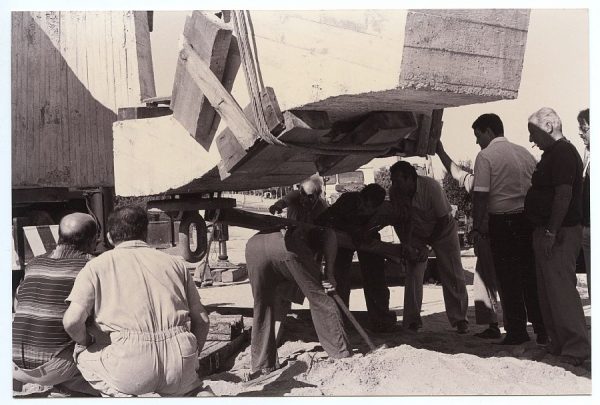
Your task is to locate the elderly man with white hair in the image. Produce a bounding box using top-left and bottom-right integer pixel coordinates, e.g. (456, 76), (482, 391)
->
(524, 107), (590, 367)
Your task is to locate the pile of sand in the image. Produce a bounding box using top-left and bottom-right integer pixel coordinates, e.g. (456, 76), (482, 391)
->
(205, 327), (591, 397)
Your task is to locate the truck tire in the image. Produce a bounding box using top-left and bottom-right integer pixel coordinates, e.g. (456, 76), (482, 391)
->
(178, 211), (208, 263)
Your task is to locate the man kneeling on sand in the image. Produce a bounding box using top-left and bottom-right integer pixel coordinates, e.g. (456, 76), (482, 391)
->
(62, 205), (211, 397)
(13, 213), (100, 396)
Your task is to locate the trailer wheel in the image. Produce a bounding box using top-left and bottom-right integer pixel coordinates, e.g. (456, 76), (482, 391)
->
(178, 211), (208, 263)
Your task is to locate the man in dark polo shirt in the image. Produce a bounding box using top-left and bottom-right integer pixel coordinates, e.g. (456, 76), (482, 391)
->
(525, 107), (590, 366)
(316, 183), (398, 333)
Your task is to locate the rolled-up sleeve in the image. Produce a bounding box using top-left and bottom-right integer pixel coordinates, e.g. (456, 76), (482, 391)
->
(65, 264), (96, 317)
(473, 153), (491, 193)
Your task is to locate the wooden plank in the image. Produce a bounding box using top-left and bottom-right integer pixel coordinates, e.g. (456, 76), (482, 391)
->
(117, 106), (172, 120)
(426, 109), (444, 155)
(415, 113), (432, 157)
(217, 110), (331, 178)
(221, 266), (248, 283)
(198, 326), (250, 377)
(171, 11), (233, 150)
(317, 112), (418, 175)
(133, 11), (156, 102)
(178, 40), (257, 150)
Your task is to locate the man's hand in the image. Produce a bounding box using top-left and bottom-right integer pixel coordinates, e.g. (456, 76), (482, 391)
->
(541, 231), (556, 258)
(402, 244), (428, 263)
(322, 280), (336, 295)
(269, 205), (282, 215)
(471, 230), (488, 257)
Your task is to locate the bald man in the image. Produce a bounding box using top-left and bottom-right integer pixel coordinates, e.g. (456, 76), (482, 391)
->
(13, 213), (99, 396)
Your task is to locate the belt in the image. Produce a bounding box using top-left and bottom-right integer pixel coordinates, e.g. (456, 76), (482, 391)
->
(489, 210), (524, 216)
(110, 326), (189, 342)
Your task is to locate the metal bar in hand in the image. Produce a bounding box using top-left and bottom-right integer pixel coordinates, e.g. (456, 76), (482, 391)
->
(332, 293), (377, 351)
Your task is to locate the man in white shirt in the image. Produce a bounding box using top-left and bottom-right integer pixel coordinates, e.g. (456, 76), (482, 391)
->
(471, 114), (546, 345)
(436, 141), (501, 339)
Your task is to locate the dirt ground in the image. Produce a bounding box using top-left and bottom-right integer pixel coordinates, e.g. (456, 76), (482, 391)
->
(197, 222), (592, 397)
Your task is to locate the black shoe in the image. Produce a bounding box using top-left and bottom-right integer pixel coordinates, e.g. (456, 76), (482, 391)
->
(406, 322), (422, 332)
(370, 322), (403, 334)
(495, 334), (530, 345)
(474, 327), (502, 339)
(456, 320), (469, 334)
(536, 333), (549, 346)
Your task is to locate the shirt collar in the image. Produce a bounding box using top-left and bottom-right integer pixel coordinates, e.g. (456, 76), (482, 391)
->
(488, 136), (507, 146)
(114, 240), (150, 249)
(50, 244), (91, 259)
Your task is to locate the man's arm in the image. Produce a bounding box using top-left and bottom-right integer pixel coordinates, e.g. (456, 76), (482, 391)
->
(185, 273), (210, 353)
(547, 184), (573, 233)
(321, 227), (338, 286)
(429, 214), (452, 244)
(472, 191), (490, 234)
(269, 194), (291, 215)
(63, 302), (92, 346)
(437, 141), (471, 188)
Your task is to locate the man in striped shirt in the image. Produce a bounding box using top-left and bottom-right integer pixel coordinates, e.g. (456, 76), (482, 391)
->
(12, 213), (99, 396)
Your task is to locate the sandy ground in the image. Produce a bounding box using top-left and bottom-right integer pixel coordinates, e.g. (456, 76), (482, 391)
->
(196, 220), (593, 397)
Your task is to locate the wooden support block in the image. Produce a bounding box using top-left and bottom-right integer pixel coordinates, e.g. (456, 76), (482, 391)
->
(170, 11), (234, 150)
(179, 40), (258, 151)
(198, 326), (250, 377)
(415, 113), (433, 157)
(216, 109), (330, 180)
(117, 106), (172, 121)
(133, 11), (156, 102)
(221, 266), (248, 283)
(207, 314), (244, 341)
(317, 112), (418, 176)
(426, 109), (444, 155)
(261, 87), (285, 134)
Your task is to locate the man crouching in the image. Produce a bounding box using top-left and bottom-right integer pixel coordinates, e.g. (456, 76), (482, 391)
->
(62, 205), (210, 397)
(13, 213), (99, 396)
(246, 224), (352, 378)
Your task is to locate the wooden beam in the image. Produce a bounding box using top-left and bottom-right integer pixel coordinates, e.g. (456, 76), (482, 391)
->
(217, 208), (403, 261)
(426, 109), (444, 155)
(215, 110), (330, 180)
(170, 12), (235, 150)
(317, 112), (418, 176)
(178, 40), (258, 151)
(133, 11), (157, 102)
(117, 106), (172, 121)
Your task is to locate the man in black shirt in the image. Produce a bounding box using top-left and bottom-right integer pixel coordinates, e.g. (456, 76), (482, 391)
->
(525, 107), (590, 366)
(316, 183), (398, 333)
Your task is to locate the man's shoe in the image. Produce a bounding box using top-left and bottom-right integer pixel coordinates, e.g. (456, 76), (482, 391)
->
(495, 334), (530, 345)
(456, 320), (469, 334)
(536, 333), (549, 346)
(474, 327), (502, 339)
(406, 322), (422, 332)
(370, 322), (403, 334)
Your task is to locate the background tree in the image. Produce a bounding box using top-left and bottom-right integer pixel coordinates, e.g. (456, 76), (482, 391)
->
(442, 160), (473, 218)
(375, 167), (391, 193)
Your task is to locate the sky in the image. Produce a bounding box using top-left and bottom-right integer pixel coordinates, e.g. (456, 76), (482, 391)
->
(149, 9), (589, 178)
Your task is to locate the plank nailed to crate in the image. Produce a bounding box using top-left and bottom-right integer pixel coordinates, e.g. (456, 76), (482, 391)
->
(207, 314), (244, 341)
(170, 11), (236, 150)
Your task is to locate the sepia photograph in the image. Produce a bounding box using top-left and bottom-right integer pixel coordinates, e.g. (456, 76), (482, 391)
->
(3, 0), (594, 401)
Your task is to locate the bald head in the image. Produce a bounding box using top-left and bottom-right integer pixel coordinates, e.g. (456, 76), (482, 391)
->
(58, 213), (98, 253)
